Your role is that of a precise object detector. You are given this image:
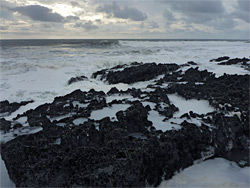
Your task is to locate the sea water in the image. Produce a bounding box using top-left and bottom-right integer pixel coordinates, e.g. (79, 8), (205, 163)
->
(0, 39), (249, 187)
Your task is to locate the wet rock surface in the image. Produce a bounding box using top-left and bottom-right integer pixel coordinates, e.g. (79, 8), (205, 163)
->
(92, 62), (180, 84)
(68, 75), (88, 85)
(1, 60), (249, 187)
(210, 57), (250, 71)
(0, 100), (33, 115)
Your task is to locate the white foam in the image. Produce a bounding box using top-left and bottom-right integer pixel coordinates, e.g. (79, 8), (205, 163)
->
(106, 94), (138, 103)
(90, 104), (130, 121)
(148, 110), (181, 132)
(72, 101), (88, 108)
(158, 158), (250, 188)
(168, 94), (215, 116)
(73, 118), (88, 126)
(1, 40), (249, 109)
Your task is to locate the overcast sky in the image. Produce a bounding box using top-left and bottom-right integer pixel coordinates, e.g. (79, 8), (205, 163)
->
(0, 0), (249, 39)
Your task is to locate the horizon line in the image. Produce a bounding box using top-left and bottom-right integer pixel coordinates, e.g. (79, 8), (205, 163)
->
(0, 38), (249, 41)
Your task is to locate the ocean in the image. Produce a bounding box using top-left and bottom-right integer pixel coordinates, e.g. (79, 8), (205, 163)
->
(0, 39), (249, 187)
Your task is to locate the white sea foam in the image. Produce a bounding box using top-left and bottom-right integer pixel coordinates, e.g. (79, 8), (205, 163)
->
(158, 158), (250, 188)
(1, 40), (249, 106)
(90, 104), (130, 121)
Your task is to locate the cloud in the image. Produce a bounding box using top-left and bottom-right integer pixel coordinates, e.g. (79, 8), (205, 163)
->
(0, 26), (8, 30)
(160, 0), (225, 24)
(232, 0), (249, 23)
(163, 9), (175, 22)
(70, 1), (80, 7)
(75, 21), (98, 30)
(238, 0), (249, 12)
(139, 21), (159, 29)
(211, 18), (237, 30)
(11, 5), (64, 22)
(66, 15), (80, 21)
(169, 0), (224, 14)
(96, 2), (147, 21)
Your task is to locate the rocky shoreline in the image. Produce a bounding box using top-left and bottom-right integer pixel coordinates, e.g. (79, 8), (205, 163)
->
(0, 57), (249, 187)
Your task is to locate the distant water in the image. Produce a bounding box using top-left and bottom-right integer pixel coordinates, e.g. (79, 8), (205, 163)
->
(0, 39), (249, 104)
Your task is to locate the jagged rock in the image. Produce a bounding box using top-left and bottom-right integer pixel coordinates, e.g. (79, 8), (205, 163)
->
(180, 67), (215, 83)
(0, 62), (249, 188)
(0, 118), (11, 132)
(68, 75), (88, 85)
(0, 100), (33, 114)
(218, 57), (249, 65)
(116, 101), (152, 134)
(187, 61), (198, 65)
(107, 87), (120, 95)
(92, 63), (180, 84)
(13, 123), (23, 129)
(210, 56), (230, 62)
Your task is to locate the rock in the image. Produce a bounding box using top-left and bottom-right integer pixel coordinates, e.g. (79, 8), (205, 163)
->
(13, 123), (23, 129)
(0, 62), (249, 188)
(92, 63), (180, 84)
(0, 100), (33, 114)
(187, 61), (197, 65)
(116, 101), (152, 134)
(210, 56), (230, 62)
(180, 67), (215, 83)
(218, 57), (249, 65)
(0, 118), (11, 132)
(68, 75), (88, 85)
(107, 87), (120, 95)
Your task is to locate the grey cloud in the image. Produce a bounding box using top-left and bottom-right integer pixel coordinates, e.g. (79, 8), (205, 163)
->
(139, 21), (159, 29)
(149, 21), (159, 29)
(0, 9), (13, 19)
(211, 18), (237, 30)
(162, 0), (225, 24)
(70, 1), (80, 7)
(75, 21), (98, 30)
(238, 0), (249, 12)
(66, 16), (80, 21)
(169, 0), (224, 14)
(232, 0), (250, 23)
(0, 26), (8, 30)
(11, 5), (64, 22)
(96, 2), (147, 21)
(163, 9), (175, 21)
(140, 22), (144, 29)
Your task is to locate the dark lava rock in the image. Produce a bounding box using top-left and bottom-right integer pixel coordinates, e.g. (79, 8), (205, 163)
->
(180, 67), (215, 83)
(217, 57), (250, 71)
(218, 57), (249, 65)
(1, 62), (249, 188)
(187, 61), (198, 65)
(116, 101), (152, 134)
(210, 56), (230, 62)
(92, 62), (180, 84)
(68, 75), (88, 85)
(0, 118), (11, 132)
(0, 100), (33, 114)
(13, 123), (23, 129)
(107, 87), (120, 95)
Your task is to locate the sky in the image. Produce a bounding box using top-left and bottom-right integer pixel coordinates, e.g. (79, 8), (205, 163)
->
(0, 0), (249, 39)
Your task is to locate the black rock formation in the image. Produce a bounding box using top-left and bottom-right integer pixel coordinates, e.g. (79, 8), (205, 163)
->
(92, 62), (180, 84)
(0, 100), (33, 115)
(68, 75), (88, 85)
(1, 60), (249, 187)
